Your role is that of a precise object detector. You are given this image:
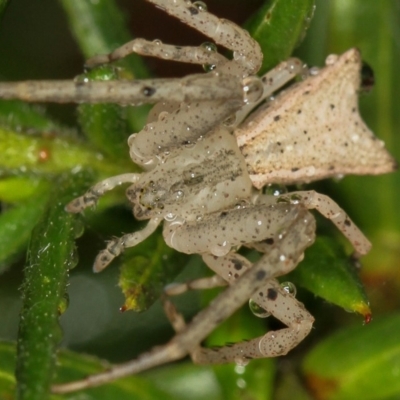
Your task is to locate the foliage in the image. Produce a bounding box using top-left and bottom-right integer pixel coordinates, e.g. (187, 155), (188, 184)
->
(0, 0), (398, 399)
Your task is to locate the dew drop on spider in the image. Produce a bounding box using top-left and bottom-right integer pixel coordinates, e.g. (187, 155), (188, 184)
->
(174, 190), (184, 200)
(192, 1), (207, 12)
(223, 114), (237, 127)
(308, 66), (320, 76)
(248, 298), (270, 318)
(210, 241), (231, 257)
(200, 41), (217, 71)
(234, 356), (250, 367)
(281, 281), (297, 296)
(164, 213), (177, 222)
(242, 76), (264, 104)
(325, 53), (339, 66)
(264, 184), (287, 196)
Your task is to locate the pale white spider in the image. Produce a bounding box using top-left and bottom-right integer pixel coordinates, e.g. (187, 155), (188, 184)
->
(0, 0), (395, 394)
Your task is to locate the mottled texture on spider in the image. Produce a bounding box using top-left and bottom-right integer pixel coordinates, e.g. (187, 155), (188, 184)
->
(61, 0), (392, 374)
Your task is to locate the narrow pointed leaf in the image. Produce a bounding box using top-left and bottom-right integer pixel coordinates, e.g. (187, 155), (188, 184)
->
(302, 313), (400, 400)
(0, 100), (71, 135)
(119, 233), (187, 312)
(287, 236), (371, 318)
(0, 180), (51, 273)
(60, 0), (150, 132)
(0, 341), (178, 400)
(16, 172), (91, 400)
(77, 66), (134, 159)
(0, 127), (130, 176)
(246, 0), (316, 74)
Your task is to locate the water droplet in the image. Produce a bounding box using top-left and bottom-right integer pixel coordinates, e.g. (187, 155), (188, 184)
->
(200, 41), (217, 71)
(164, 213), (177, 222)
(325, 54), (339, 66)
(281, 281), (297, 296)
(249, 298), (270, 318)
(242, 76), (264, 104)
(210, 241), (231, 256)
(364, 313), (372, 324)
(234, 356), (249, 367)
(200, 41), (217, 53)
(290, 193), (302, 204)
(287, 58), (303, 74)
(308, 66), (320, 76)
(174, 190), (185, 200)
(153, 39), (162, 45)
(277, 196), (290, 204)
(72, 217), (85, 239)
(69, 248), (79, 270)
(265, 184), (287, 196)
(57, 293), (70, 315)
(74, 75), (89, 83)
(223, 114), (237, 127)
(192, 1), (207, 11)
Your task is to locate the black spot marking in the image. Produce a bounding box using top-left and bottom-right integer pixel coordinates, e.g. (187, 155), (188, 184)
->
(267, 288), (278, 300)
(232, 259), (243, 270)
(256, 270), (267, 280)
(291, 167), (299, 172)
(264, 238), (274, 245)
(142, 86), (156, 96)
(274, 115), (280, 121)
(344, 219), (351, 227)
(330, 104), (335, 110)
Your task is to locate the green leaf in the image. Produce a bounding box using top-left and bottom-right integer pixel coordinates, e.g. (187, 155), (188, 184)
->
(0, 100), (71, 136)
(60, 0), (150, 132)
(0, 180), (51, 273)
(16, 172), (91, 400)
(246, 0), (316, 74)
(119, 232), (188, 312)
(77, 66), (135, 160)
(287, 236), (371, 318)
(0, 341), (178, 400)
(59, 0), (148, 77)
(0, 176), (44, 203)
(302, 313), (400, 400)
(0, 0), (10, 19)
(145, 363), (223, 400)
(0, 126), (130, 177)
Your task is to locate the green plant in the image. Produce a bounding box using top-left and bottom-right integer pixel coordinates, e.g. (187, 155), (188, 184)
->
(0, 1), (399, 399)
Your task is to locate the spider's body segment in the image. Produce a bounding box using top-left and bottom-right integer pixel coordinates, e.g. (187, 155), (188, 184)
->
(0, 0), (395, 394)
